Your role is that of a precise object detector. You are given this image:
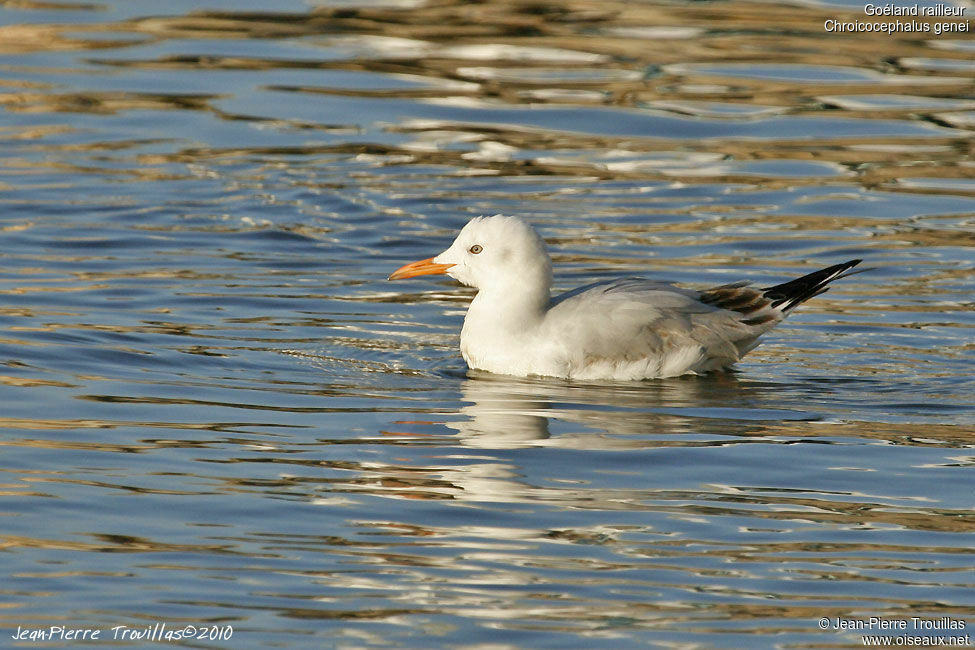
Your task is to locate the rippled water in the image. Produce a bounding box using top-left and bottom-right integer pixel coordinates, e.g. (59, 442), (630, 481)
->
(1, 0), (973, 647)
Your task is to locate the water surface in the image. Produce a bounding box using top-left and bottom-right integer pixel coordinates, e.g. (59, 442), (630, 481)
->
(1, 0), (973, 647)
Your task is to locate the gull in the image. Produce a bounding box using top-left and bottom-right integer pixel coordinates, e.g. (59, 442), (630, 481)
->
(389, 215), (862, 381)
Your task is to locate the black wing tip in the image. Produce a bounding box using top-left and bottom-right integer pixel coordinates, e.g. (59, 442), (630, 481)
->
(763, 259), (865, 312)
(823, 258), (862, 273)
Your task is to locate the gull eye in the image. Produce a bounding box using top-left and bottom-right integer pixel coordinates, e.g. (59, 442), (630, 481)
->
(468, 244), (483, 254)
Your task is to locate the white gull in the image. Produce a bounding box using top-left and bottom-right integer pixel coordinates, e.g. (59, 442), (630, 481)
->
(389, 215), (862, 381)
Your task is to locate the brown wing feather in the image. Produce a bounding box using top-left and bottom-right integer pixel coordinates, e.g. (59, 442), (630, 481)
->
(700, 259), (863, 327)
(699, 284), (775, 324)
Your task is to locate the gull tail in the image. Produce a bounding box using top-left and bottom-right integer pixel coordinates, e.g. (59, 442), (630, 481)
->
(763, 259), (863, 313)
(700, 259), (866, 328)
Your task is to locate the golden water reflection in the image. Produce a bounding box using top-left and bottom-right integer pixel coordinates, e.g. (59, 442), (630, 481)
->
(1, 0), (972, 193)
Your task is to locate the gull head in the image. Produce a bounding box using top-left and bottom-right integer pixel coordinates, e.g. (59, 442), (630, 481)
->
(389, 215), (552, 293)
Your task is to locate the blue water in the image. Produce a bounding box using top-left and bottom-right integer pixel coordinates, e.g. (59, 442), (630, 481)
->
(1, 0), (973, 647)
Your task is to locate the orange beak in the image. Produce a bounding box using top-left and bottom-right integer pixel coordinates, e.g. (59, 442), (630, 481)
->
(388, 257), (454, 281)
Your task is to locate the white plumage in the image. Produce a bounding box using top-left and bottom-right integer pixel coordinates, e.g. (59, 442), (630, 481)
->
(389, 215), (862, 381)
